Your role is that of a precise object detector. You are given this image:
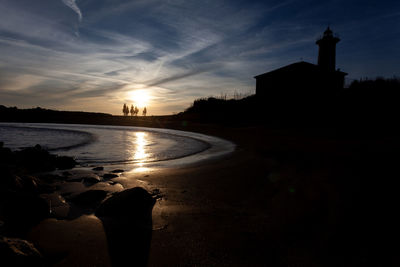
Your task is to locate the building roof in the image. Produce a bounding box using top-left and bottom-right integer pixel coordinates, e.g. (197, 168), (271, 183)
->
(254, 61), (347, 79)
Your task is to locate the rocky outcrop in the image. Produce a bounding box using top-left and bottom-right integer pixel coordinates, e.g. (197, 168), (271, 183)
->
(0, 236), (44, 267)
(0, 144), (76, 237)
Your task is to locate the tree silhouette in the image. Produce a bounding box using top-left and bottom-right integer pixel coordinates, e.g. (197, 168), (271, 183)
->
(130, 105), (134, 116)
(135, 106), (139, 116)
(122, 104), (129, 116)
(142, 107), (147, 116)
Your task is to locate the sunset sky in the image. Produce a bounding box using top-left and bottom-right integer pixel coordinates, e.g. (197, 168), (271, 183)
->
(0, 0), (399, 115)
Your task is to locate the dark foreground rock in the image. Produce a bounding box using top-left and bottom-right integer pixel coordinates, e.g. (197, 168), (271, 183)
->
(14, 145), (77, 173)
(111, 169), (124, 173)
(95, 187), (156, 267)
(0, 192), (50, 236)
(1, 144), (76, 174)
(0, 236), (44, 267)
(0, 144), (76, 237)
(95, 187), (156, 220)
(92, 166), (104, 171)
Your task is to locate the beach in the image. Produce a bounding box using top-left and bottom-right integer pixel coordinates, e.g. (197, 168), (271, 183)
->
(2, 122), (399, 266)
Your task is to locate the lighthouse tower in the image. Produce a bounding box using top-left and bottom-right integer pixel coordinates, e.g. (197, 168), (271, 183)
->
(316, 27), (340, 72)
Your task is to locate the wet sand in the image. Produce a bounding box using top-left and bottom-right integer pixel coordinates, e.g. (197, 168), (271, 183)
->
(29, 125), (399, 266)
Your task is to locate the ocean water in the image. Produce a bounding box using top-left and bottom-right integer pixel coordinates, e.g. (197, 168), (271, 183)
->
(0, 123), (235, 168)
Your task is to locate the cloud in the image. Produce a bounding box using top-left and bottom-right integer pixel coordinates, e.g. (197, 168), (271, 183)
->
(145, 63), (222, 87)
(0, 0), (399, 115)
(62, 0), (82, 22)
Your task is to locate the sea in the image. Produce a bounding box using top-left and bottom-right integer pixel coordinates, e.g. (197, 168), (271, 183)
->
(0, 122), (235, 170)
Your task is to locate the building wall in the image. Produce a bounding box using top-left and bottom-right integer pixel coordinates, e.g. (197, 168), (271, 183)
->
(255, 68), (345, 103)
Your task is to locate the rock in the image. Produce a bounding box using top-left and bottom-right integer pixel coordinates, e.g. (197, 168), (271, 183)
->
(103, 173), (119, 179)
(111, 169), (124, 173)
(0, 171), (24, 193)
(0, 192), (50, 236)
(67, 173), (101, 186)
(15, 144), (55, 173)
(150, 189), (164, 200)
(12, 144), (77, 173)
(83, 177), (101, 186)
(0, 145), (14, 164)
(95, 187), (156, 220)
(41, 193), (70, 218)
(62, 171), (72, 177)
(37, 174), (63, 183)
(55, 156), (77, 170)
(0, 236), (44, 267)
(92, 167), (104, 171)
(69, 190), (107, 208)
(151, 189), (161, 195)
(19, 175), (39, 193)
(95, 187), (155, 267)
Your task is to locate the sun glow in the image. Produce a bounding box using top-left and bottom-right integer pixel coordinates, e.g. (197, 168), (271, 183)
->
(128, 90), (150, 108)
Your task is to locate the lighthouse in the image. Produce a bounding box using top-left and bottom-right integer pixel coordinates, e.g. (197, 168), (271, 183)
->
(254, 26), (347, 100)
(316, 27), (340, 72)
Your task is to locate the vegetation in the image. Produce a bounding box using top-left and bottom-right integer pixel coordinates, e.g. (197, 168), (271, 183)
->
(0, 105), (113, 124)
(122, 104), (145, 116)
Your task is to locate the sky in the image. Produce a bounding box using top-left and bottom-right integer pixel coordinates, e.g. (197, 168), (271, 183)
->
(0, 0), (399, 115)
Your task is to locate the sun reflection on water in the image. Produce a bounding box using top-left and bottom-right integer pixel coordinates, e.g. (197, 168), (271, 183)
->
(132, 132), (150, 172)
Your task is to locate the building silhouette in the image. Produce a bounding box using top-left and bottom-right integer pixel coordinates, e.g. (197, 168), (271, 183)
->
(255, 27), (347, 102)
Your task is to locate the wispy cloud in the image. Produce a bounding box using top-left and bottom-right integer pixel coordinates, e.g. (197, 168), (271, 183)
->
(62, 0), (82, 22)
(0, 0), (399, 114)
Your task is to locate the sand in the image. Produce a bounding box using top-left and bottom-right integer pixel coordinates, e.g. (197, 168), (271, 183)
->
(29, 125), (399, 266)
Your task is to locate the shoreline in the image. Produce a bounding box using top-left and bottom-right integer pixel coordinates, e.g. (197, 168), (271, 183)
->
(0, 122), (235, 169)
(1, 121), (399, 266)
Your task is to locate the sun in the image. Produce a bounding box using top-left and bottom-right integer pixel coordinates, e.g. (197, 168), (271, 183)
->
(127, 90), (150, 108)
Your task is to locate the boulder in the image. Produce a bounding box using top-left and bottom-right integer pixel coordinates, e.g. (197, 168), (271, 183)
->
(67, 173), (101, 186)
(95, 187), (156, 267)
(15, 144), (55, 173)
(0, 171), (24, 193)
(54, 156), (77, 170)
(111, 169), (124, 173)
(95, 187), (156, 220)
(92, 167), (104, 171)
(13, 145), (77, 173)
(0, 193), (50, 236)
(37, 174), (63, 183)
(103, 173), (119, 179)
(69, 190), (107, 208)
(0, 236), (44, 267)
(0, 145), (14, 164)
